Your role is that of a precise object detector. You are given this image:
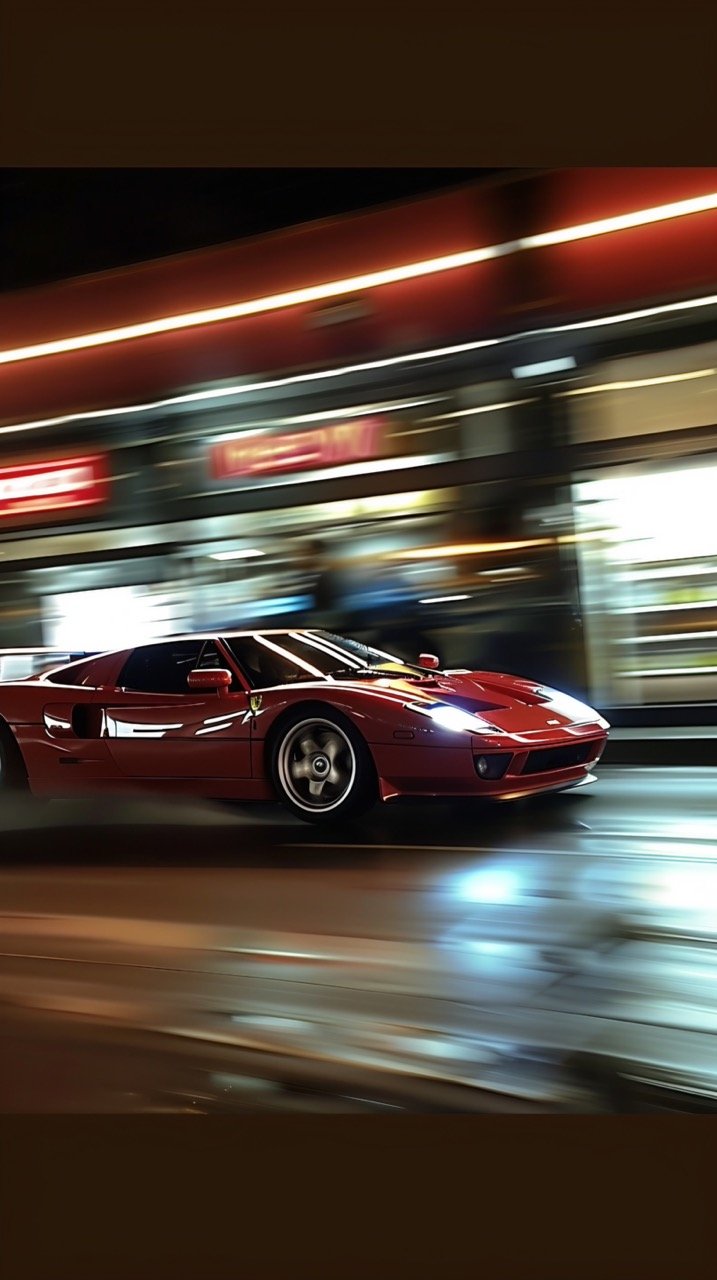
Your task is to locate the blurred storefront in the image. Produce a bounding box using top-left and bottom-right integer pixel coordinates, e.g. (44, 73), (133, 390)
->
(566, 342), (717, 709)
(1, 169), (717, 717)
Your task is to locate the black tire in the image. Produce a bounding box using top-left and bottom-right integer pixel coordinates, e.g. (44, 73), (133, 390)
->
(270, 707), (377, 824)
(0, 723), (28, 792)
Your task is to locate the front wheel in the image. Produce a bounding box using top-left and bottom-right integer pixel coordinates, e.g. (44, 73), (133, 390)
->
(270, 710), (377, 823)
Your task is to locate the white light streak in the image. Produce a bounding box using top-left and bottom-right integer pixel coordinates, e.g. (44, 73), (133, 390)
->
(290, 632), (365, 666)
(418, 594), (471, 604)
(615, 631), (717, 644)
(420, 398), (537, 421)
(0, 247), (504, 367)
(520, 191), (717, 249)
(614, 601), (717, 614)
(559, 368), (717, 396)
(618, 666), (717, 677)
(254, 634), (326, 679)
(208, 549), (265, 561)
(6, 288), (717, 439)
(392, 538), (553, 561)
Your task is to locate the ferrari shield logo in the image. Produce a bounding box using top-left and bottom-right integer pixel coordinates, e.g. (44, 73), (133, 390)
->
(249, 694), (263, 714)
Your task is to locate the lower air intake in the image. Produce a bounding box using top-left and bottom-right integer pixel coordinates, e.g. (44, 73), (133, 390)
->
(521, 742), (594, 775)
(473, 752), (512, 779)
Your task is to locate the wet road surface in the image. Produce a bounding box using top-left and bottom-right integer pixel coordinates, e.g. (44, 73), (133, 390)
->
(1, 766), (715, 1113)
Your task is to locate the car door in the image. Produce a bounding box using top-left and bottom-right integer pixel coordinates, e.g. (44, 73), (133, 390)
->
(100, 639), (253, 779)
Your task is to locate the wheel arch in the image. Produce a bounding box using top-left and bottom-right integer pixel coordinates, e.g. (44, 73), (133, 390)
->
(0, 716), (30, 786)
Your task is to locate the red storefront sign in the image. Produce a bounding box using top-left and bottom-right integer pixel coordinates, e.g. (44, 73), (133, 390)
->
(0, 454), (110, 519)
(210, 416), (384, 480)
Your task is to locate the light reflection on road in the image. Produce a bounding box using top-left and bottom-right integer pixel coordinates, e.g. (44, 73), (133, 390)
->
(0, 766), (715, 1114)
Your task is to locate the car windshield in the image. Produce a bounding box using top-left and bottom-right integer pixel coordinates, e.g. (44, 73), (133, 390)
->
(223, 631), (430, 687)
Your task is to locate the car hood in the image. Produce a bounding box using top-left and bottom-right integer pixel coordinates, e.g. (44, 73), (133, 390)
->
(335, 669), (605, 733)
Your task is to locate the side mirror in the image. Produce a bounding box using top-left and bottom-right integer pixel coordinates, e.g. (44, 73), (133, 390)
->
(418, 653), (441, 670)
(187, 668), (233, 693)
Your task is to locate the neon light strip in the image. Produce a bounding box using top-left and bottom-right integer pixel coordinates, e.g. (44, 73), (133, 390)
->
(0, 340), (499, 437)
(1, 190), (717, 369)
(4, 290), (717, 439)
(520, 192), (717, 248)
(392, 538), (554, 560)
(0, 247), (504, 367)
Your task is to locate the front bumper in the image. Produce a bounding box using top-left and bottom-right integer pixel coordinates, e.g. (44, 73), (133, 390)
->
(373, 729), (608, 802)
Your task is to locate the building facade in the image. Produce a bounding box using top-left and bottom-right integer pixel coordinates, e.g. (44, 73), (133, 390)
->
(1, 168), (717, 713)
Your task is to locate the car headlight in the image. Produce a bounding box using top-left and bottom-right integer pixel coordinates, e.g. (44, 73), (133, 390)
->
(405, 702), (502, 734)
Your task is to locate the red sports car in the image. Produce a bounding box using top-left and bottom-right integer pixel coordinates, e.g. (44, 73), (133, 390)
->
(0, 630), (609, 823)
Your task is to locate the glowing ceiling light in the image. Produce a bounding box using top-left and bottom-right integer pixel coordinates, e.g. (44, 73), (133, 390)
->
(478, 565), (528, 576)
(1, 190), (716, 370)
(208, 549), (265, 560)
(418, 594), (471, 604)
(512, 357), (577, 378)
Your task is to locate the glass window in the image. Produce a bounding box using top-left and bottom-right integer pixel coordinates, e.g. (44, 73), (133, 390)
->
(117, 640), (227, 694)
(224, 631), (420, 687)
(224, 636), (315, 687)
(310, 631), (417, 673)
(44, 657), (102, 687)
(572, 461), (717, 706)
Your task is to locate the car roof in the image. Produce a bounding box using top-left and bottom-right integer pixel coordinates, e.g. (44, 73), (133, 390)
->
(138, 630), (321, 643)
(42, 631), (329, 665)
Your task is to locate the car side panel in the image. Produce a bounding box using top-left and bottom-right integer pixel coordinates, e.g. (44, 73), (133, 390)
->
(8, 685), (117, 795)
(101, 689), (253, 778)
(0, 656), (129, 795)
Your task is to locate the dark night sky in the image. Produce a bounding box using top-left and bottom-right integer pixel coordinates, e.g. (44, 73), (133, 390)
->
(0, 169), (492, 294)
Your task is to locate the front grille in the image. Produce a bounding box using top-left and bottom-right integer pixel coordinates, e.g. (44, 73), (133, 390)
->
(521, 742), (595, 775)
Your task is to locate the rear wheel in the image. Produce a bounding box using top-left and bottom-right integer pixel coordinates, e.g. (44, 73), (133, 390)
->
(271, 710), (376, 823)
(0, 724), (28, 792)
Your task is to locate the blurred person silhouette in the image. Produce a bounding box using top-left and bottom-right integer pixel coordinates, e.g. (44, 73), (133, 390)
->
(476, 561), (587, 697)
(303, 538), (349, 633)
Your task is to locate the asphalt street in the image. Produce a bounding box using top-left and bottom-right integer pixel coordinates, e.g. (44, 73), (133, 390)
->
(1, 766), (715, 1114)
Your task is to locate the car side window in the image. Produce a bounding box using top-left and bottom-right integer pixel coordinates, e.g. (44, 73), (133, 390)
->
(224, 637), (302, 687)
(44, 658), (101, 687)
(117, 641), (205, 694)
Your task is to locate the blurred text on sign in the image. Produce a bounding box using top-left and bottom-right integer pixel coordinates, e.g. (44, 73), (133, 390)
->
(210, 417), (384, 480)
(0, 455), (110, 519)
